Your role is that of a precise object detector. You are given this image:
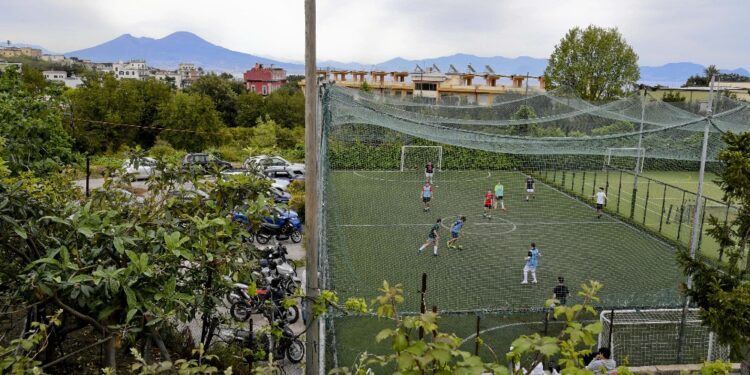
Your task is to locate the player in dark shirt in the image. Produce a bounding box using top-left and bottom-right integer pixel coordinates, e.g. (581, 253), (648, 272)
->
(552, 276), (570, 305)
(525, 176), (536, 201)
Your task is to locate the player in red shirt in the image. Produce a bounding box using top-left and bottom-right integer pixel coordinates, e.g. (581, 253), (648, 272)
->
(425, 162), (434, 184)
(483, 190), (494, 219)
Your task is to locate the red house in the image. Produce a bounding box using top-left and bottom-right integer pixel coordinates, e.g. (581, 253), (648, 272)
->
(243, 63), (287, 95)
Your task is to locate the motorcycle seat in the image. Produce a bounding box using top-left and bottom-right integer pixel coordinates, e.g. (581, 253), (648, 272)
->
(261, 222), (282, 230)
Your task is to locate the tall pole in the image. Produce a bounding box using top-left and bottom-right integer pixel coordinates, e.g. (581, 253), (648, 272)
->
(630, 89), (647, 219)
(677, 75), (715, 363)
(304, 0), (320, 373)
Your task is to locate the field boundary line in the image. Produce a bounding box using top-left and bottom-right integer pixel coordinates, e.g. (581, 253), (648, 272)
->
(335, 220), (620, 228)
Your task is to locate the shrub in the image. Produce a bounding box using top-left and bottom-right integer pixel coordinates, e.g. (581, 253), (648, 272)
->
(288, 180), (305, 220)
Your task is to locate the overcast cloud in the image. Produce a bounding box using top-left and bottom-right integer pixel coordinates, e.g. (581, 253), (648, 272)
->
(1, 0), (748, 68)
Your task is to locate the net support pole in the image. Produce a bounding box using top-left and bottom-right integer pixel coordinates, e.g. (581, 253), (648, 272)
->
(677, 75), (715, 364)
(630, 90), (647, 219)
(304, 0), (321, 373)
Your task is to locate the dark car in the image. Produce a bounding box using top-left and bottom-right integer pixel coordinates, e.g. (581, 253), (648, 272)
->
(182, 153), (232, 173)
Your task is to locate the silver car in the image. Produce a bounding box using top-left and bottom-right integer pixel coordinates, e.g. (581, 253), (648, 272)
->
(242, 155), (304, 181)
(122, 157), (157, 180)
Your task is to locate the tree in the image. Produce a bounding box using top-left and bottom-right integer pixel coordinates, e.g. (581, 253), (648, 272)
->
(264, 88), (304, 128)
(511, 105), (538, 136)
(678, 131), (750, 375)
(591, 121), (635, 136)
(186, 74), (238, 126)
(0, 66), (76, 174)
(235, 92), (266, 127)
(545, 25), (640, 102)
(662, 91), (687, 103)
(155, 92), (225, 151)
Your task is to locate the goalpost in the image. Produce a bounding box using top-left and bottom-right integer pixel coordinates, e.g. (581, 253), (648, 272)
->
(598, 309), (730, 366)
(400, 146), (443, 172)
(604, 147), (646, 173)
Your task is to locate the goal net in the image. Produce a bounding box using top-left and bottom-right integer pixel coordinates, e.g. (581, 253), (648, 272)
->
(605, 147), (646, 173)
(598, 309), (730, 366)
(400, 145), (443, 172)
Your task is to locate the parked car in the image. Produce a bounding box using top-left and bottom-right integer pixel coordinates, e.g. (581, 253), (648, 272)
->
(243, 156), (304, 180)
(220, 168), (290, 191)
(269, 186), (291, 204)
(182, 153), (232, 172)
(121, 157), (157, 180)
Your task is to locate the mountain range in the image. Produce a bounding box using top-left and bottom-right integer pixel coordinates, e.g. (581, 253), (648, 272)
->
(39, 31), (748, 87)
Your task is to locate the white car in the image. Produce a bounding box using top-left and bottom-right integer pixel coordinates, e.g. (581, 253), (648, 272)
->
(220, 168), (290, 190)
(242, 155), (304, 181)
(122, 157), (157, 180)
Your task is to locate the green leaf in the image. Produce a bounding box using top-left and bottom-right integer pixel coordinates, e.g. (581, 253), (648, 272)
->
(113, 237), (125, 254)
(126, 308), (138, 323)
(14, 226), (27, 239)
(77, 226), (94, 238)
(98, 305), (118, 321)
(432, 348), (451, 364)
(396, 352), (415, 370)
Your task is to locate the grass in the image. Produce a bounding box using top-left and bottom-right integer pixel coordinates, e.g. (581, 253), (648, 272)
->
(325, 169), (689, 367)
(540, 169), (737, 261)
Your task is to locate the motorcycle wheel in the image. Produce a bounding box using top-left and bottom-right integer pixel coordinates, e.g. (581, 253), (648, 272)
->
(226, 290), (241, 305)
(230, 301), (252, 322)
(285, 304), (300, 324)
(290, 230), (302, 243)
(282, 279), (299, 295)
(255, 231), (271, 245)
(286, 339), (305, 363)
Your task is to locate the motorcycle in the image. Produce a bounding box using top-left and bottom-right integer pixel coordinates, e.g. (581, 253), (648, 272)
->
(227, 321), (305, 364)
(255, 209), (302, 244)
(230, 279), (300, 324)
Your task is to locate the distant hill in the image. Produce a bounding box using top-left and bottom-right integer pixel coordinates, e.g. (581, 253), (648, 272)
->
(35, 31), (747, 86)
(65, 32), (304, 75)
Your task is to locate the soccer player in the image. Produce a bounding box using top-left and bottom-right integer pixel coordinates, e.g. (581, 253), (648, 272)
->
(494, 181), (506, 211)
(521, 242), (541, 284)
(425, 162), (434, 183)
(593, 187), (607, 219)
(446, 215), (466, 250)
(418, 218), (442, 256)
(525, 175), (536, 201)
(483, 190), (494, 219)
(421, 181), (433, 211)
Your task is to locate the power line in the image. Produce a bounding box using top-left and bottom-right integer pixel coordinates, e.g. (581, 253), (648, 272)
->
(73, 118), (225, 136)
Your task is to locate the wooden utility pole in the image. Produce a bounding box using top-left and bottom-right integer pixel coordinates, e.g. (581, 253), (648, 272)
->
(304, 0), (320, 374)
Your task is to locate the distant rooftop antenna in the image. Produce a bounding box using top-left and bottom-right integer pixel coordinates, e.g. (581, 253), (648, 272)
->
(467, 64), (476, 74)
(484, 65), (495, 74)
(448, 64), (459, 74)
(431, 63), (441, 73)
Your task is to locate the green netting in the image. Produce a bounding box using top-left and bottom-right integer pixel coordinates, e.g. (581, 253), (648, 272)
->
(320, 84), (750, 368)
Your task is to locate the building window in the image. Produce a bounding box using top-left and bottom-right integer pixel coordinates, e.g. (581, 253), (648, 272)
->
(250, 85), (256, 93)
(262, 85), (268, 95)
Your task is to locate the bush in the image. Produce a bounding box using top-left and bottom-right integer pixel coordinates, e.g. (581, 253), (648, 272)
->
(288, 180), (305, 220)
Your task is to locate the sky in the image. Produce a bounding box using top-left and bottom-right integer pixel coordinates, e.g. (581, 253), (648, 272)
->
(1, 0), (749, 68)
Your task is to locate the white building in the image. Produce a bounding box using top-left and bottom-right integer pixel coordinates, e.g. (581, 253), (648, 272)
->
(40, 54), (67, 63)
(0, 60), (22, 72)
(42, 70), (84, 88)
(151, 69), (183, 88)
(113, 60), (148, 80)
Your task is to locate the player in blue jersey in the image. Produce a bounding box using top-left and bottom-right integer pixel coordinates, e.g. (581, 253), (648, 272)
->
(522, 242), (541, 284)
(421, 181), (433, 211)
(418, 218), (442, 256)
(446, 216), (466, 250)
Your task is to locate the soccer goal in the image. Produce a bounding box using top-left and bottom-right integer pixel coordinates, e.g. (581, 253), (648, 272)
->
(604, 147), (646, 173)
(400, 146), (443, 172)
(598, 309), (730, 366)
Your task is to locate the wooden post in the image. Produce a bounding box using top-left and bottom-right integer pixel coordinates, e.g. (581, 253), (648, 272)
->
(474, 315), (481, 355)
(304, 0), (320, 373)
(419, 273), (427, 339)
(85, 155), (90, 197)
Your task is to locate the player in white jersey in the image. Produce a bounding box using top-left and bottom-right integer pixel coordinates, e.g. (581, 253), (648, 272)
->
(593, 187), (607, 219)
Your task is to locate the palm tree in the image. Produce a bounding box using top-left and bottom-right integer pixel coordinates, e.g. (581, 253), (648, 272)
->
(704, 65), (720, 80)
